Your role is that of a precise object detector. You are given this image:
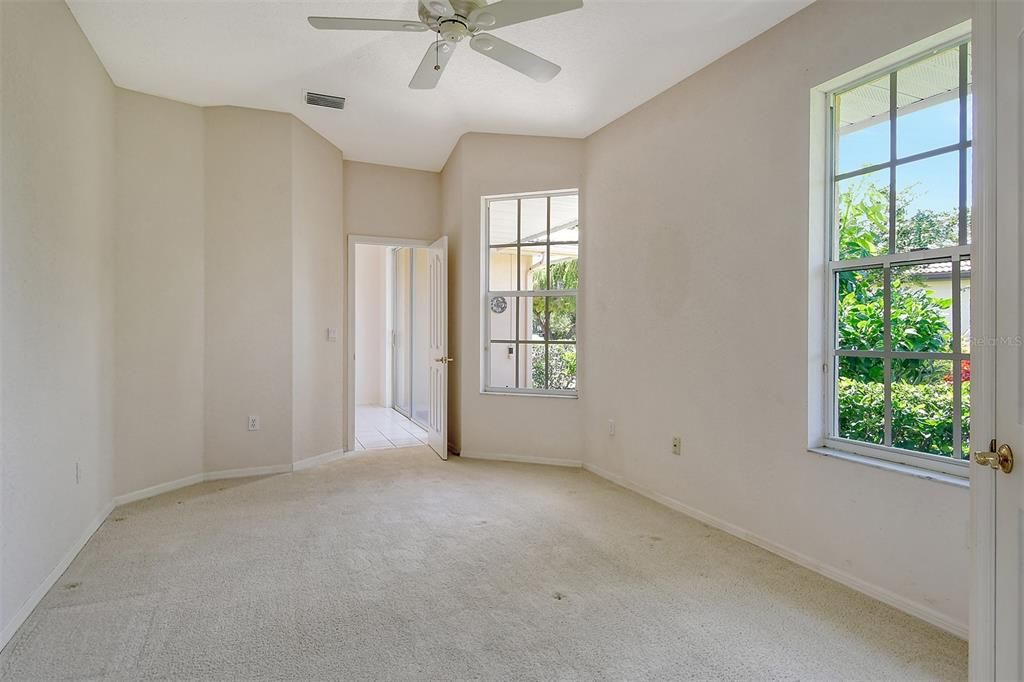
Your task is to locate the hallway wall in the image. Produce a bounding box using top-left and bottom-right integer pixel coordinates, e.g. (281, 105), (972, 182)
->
(343, 161), (441, 241)
(354, 245), (388, 406)
(291, 119), (344, 464)
(0, 0), (116, 646)
(114, 89), (205, 498)
(203, 107), (294, 473)
(0, 4), (346, 647)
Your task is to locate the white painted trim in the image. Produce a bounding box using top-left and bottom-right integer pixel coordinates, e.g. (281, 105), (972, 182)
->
(112, 453), (354, 510)
(968, 2), (997, 678)
(292, 449), (351, 471)
(808, 447), (968, 488)
(112, 473), (205, 507)
(581, 462), (969, 641)
(0, 501), (115, 653)
(459, 452), (583, 468)
(203, 464), (292, 481)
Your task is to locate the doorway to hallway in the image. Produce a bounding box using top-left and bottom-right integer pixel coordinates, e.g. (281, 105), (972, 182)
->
(349, 236), (449, 458)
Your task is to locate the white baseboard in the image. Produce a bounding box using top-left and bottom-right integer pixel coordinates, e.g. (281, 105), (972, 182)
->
(112, 473), (204, 507)
(0, 501), (114, 653)
(460, 452), (583, 468)
(582, 462), (968, 640)
(292, 449), (350, 471)
(113, 456), (345, 509)
(203, 464), (292, 481)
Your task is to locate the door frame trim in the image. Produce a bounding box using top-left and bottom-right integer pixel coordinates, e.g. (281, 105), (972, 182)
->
(968, 1), (997, 678)
(346, 234), (436, 453)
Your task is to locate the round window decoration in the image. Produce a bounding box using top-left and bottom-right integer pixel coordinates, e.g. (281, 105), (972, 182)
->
(490, 296), (508, 314)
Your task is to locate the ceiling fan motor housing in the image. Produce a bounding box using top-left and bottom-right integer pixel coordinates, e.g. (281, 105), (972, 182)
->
(438, 18), (471, 42)
(419, 0), (488, 35)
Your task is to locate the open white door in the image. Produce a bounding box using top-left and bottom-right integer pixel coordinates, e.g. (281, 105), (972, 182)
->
(426, 236), (449, 460)
(971, 2), (1023, 678)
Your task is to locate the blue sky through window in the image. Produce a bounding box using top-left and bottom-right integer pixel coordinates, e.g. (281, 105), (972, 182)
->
(838, 92), (971, 214)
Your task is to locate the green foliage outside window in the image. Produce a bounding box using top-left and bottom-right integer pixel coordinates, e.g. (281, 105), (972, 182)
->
(530, 258), (578, 390)
(838, 376), (969, 457)
(836, 181), (969, 458)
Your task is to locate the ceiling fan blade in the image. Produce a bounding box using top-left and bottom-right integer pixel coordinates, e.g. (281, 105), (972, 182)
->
(419, 0), (456, 17)
(308, 17), (428, 32)
(469, 34), (560, 82)
(410, 41), (457, 89)
(469, 0), (582, 30)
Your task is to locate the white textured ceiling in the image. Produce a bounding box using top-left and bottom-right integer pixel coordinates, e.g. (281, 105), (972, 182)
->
(68, 0), (812, 171)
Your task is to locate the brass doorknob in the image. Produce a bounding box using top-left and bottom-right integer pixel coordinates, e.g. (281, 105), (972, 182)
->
(974, 441), (1014, 474)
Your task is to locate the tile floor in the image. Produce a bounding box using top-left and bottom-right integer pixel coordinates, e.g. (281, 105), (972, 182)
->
(355, 405), (428, 450)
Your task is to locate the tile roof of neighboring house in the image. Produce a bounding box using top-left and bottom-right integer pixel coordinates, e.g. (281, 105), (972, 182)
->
(902, 259), (972, 279)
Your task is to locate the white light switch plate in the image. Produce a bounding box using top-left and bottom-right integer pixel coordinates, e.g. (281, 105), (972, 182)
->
(326, 327), (338, 342)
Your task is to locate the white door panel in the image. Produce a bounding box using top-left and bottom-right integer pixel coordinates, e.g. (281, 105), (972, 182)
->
(427, 236), (448, 460)
(972, 2), (1023, 678)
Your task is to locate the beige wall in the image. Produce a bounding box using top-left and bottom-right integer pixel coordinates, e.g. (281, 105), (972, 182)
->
(443, 133), (584, 463)
(343, 161), (441, 241)
(441, 143), (464, 450)
(354, 245), (387, 406)
(114, 89), (205, 495)
(204, 107), (294, 473)
(1, 0), (116, 642)
(291, 119), (344, 463)
(581, 0), (972, 632)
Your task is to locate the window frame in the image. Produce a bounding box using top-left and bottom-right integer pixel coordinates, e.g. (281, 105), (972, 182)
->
(822, 36), (972, 477)
(481, 189), (579, 397)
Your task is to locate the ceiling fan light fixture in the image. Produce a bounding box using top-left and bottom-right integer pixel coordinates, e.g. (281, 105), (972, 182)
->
(428, 1), (453, 16)
(475, 12), (496, 28)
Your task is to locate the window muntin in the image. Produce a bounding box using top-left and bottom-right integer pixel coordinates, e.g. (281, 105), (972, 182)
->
(484, 191), (578, 396)
(828, 39), (971, 472)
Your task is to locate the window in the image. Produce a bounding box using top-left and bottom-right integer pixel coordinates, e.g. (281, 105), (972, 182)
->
(483, 190), (578, 396)
(826, 38), (972, 474)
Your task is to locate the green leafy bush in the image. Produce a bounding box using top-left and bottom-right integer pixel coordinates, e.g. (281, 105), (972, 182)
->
(529, 257), (578, 389)
(838, 377), (969, 458)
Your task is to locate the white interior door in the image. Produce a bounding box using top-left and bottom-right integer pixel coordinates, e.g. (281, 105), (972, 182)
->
(973, 1), (1023, 678)
(426, 236), (448, 460)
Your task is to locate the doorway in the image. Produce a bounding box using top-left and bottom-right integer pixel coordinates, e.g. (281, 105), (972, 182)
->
(352, 243), (429, 450)
(347, 235), (449, 459)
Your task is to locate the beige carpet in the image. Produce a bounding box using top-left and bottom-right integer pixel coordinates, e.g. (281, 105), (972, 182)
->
(0, 447), (966, 680)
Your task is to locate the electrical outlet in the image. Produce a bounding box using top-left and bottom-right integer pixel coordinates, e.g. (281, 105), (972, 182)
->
(608, 419), (615, 436)
(671, 436), (682, 456)
(248, 415), (260, 431)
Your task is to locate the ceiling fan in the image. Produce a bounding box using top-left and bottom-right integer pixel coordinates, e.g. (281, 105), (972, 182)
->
(308, 0), (583, 89)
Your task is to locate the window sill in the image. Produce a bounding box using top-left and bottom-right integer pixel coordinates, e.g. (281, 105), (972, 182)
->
(808, 446), (969, 488)
(481, 390), (578, 400)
